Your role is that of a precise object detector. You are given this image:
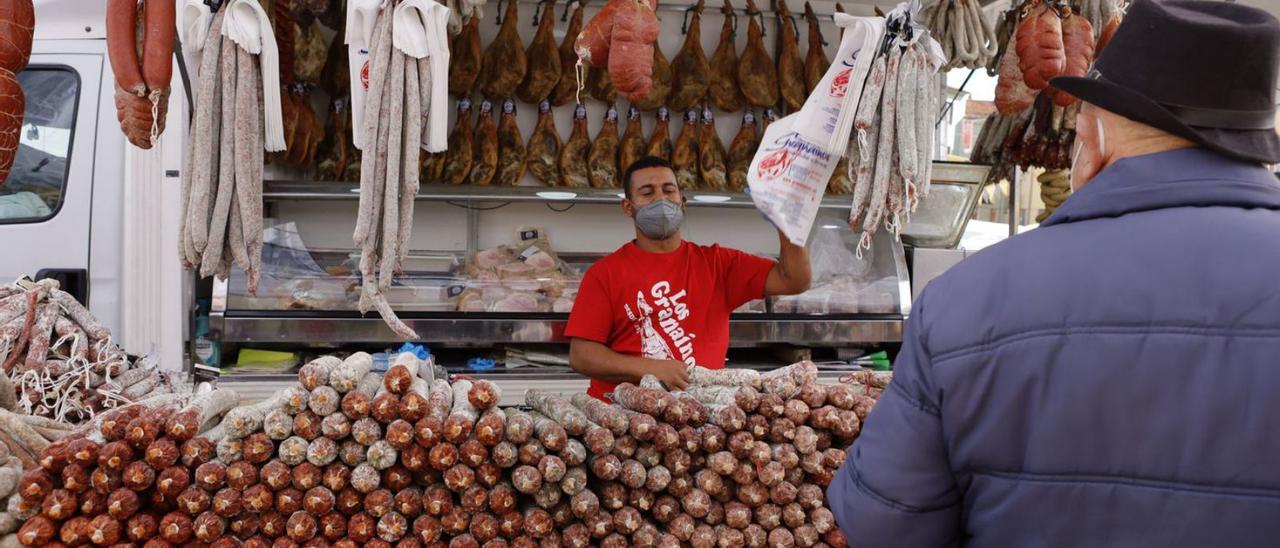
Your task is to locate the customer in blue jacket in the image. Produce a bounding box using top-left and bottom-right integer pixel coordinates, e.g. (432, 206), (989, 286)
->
(828, 1), (1280, 546)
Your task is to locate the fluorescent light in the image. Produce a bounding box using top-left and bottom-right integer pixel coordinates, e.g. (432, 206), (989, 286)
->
(348, 188), (360, 193)
(614, 193), (626, 199)
(536, 191), (578, 200)
(692, 195), (732, 203)
(821, 224), (841, 229)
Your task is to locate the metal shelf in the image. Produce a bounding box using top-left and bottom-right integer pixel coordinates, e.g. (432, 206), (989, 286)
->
(213, 312), (904, 346)
(262, 161), (988, 212)
(262, 181), (855, 210)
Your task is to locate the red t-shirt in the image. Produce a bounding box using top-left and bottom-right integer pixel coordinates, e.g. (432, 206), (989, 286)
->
(565, 240), (776, 400)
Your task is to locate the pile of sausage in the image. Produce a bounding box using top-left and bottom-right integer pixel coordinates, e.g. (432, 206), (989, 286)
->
(0, 280), (181, 424)
(177, 7), (271, 293)
(8, 387), (242, 548)
(13, 353), (885, 548)
(0, 0), (33, 185)
(561, 361), (877, 547)
(844, 33), (945, 253)
(0, 428), (33, 542)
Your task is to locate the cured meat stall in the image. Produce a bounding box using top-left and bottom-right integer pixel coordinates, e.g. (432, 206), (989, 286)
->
(0, 0), (1098, 544)
(193, 0), (995, 386)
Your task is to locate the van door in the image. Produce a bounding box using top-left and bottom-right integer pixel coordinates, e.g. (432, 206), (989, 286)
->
(0, 54), (101, 303)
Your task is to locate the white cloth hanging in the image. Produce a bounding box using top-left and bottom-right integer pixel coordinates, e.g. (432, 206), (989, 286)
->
(346, 0), (386, 149)
(393, 0), (452, 152)
(180, 0), (211, 54)
(221, 0), (287, 151)
(178, 0), (212, 103)
(393, 0), (434, 58)
(424, 4), (451, 151)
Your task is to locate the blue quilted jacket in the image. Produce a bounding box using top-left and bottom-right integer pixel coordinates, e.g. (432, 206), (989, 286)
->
(828, 148), (1280, 547)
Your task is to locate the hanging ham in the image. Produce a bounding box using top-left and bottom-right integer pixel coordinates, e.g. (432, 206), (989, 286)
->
(587, 64), (618, 103)
(672, 109), (700, 190)
(470, 100), (499, 185)
(631, 45), (672, 111)
(443, 99), (476, 185)
(551, 2), (586, 107)
(697, 108), (727, 191)
(775, 0), (806, 112)
(275, 0), (301, 161)
(316, 33), (355, 181)
(827, 158), (852, 194)
(286, 14), (326, 169)
(479, 0), (528, 100)
(496, 100), (527, 185)
(589, 105), (621, 188)
(618, 106), (646, 175)
(668, 0), (710, 114)
(645, 106), (674, 161)
(727, 111), (757, 191)
(738, 0), (779, 109)
(708, 0), (745, 112)
(559, 103), (592, 187)
(449, 16), (483, 96)
(517, 0), (563, 104)
(803, 2), (829, 94)
(527, 100), (563, 185)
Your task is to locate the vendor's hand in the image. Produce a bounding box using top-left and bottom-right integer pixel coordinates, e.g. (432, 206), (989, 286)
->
(647, 360), (691, 391)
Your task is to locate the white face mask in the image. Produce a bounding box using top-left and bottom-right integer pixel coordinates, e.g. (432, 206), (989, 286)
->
(1071, 117), (1107, 188)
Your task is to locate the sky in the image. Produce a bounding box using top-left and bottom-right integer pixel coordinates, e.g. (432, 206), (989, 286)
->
(948, 69), (998, 102)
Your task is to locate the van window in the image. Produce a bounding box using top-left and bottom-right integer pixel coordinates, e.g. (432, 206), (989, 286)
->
(0, 67), (78, 223)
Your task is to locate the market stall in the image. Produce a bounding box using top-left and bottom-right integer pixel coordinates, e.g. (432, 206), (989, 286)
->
(3, 0), (1134, 540)
(158, 0), (1001, 394)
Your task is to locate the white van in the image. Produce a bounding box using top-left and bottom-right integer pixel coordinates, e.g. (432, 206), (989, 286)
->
(0, 0), (188, 370)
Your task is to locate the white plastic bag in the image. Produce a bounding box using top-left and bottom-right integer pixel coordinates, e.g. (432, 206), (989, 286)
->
(746, 114), (840, 247)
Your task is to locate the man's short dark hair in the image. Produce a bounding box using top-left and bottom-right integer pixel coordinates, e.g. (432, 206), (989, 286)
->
(622, 156), (677, 200)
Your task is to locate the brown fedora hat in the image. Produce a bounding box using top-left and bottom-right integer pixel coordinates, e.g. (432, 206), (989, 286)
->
(1051, 0), (1280, 164)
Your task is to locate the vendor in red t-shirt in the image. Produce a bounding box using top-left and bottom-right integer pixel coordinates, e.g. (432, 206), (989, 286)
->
(566, 156), (812, 400)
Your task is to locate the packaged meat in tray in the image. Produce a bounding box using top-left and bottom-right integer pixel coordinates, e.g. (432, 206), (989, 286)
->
(455, 277), (581, 313)
(467, 226), (572, 279)
(225, 223), (350, 311)
(767, 218), (902, 315)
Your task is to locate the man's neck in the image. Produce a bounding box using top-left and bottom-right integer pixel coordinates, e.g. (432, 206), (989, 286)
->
(634, 231), (684, 254)
(1097, 118), (1199, 173)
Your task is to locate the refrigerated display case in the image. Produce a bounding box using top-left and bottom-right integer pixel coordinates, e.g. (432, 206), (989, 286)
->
(209, 181), (947, 348)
